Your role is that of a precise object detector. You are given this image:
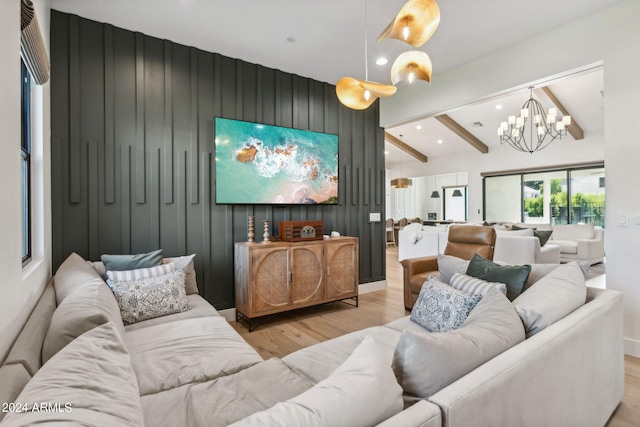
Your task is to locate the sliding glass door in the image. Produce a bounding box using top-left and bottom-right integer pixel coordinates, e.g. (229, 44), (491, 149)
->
(484, 166), (605, 227)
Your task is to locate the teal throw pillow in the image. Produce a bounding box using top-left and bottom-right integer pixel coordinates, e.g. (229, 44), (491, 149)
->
(466, 254), (531, 301)
(101, 249), (163, 271)
(533, 230), (553, 246)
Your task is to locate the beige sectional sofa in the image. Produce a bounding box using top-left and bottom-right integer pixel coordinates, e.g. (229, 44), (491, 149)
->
(0, 252), (624, 426)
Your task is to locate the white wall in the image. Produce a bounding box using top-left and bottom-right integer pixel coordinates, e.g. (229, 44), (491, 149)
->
(380, 0), (640, 356)
(0, 0), (52, 361)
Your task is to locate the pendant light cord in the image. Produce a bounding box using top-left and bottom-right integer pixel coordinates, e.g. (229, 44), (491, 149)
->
(364, 0), (368, 81)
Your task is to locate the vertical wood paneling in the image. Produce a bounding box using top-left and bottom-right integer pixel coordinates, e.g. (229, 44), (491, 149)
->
(104, 24), (115, 204)
(51, 11), (387, 309)
(135, 33), (146, 204)
(163, 41), (174, 204)
(189, 47), (199, 204)
(120, 145), (131, 253)
(68, 15), (81, 203)
(88, 141), (99, 259)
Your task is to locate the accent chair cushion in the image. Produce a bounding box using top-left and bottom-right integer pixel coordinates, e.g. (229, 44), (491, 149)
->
(42, 281), (125, 364)
(411, 277), (482, 332)
(101, 249), (163, 271)
(1, 322), (144, 427)
(107, 269), (189, 325)
(393, 287), (525, 399)
(466, 254), (531, 301)
(512, 262), (587, 337)
(230, 335), (404, 427)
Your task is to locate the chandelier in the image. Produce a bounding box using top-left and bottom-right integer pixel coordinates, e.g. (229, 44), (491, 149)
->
(497, 87), (571, 153)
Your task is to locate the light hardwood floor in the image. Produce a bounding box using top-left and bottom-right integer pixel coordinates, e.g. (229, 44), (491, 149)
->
(231, 246), (640, 426)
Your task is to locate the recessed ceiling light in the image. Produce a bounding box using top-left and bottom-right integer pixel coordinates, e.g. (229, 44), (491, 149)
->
(416, 125), (422, 130)
(495, 104), (502, 110)
(437, 139), (443, 144)
(376, 57), (388, 65)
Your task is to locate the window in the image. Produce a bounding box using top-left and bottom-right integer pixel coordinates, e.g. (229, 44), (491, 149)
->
(21, 59), (31, 264)
(483, 165), (605, 228)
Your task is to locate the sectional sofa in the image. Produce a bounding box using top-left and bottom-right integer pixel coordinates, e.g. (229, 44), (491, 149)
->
(0, 252), (623, 426)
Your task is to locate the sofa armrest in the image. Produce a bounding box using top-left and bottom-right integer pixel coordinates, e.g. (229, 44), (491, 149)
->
(428, 288), (623, 427)
(577, 238), (605, 261)
(376, 400), (442, 427)
(401, 256), (438, 310)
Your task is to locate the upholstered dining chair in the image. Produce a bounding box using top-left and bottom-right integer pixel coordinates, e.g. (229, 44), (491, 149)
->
(400, 225), (496, 311)
(385, 218), (396, 247)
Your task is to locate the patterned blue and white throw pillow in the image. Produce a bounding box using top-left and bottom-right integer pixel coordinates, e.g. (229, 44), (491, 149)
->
(107, 269), (189, 325)
(410, 277), (482, 332)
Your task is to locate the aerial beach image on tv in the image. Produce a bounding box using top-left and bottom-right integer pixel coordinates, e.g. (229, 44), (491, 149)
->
(215, 118), (339, 204)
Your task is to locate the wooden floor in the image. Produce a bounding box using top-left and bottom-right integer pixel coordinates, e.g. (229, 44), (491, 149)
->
(231, 246), (640, 426)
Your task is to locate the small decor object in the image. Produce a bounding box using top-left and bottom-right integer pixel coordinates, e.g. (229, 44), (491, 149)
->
(278, 220), (324, 242)
(262, 220), (271, 243)
(247, 216), (255, 243)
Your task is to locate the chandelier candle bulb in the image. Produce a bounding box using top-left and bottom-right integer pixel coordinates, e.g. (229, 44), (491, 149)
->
(521, 108), (529, 118)
(508, 115), (516, 124)
(563, 115), (572, 125)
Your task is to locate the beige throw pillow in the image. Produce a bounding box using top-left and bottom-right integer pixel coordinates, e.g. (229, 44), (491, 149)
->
(393, 288), (525, 398)
(54, 252), (104, 305)
(230, 335), (404, 427)
(42, 281), (125, 364)
(2, 322), (144, 427)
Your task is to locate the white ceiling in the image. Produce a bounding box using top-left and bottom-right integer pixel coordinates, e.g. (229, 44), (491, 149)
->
(51, 0), (619, 163)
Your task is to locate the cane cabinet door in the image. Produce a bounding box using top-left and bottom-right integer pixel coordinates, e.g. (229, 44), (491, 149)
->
(289, 244), (324, 306)
(325, 239), (358, 299)
(252, 246), (289, 314)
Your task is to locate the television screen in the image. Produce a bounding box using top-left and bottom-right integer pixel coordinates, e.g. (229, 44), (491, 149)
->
(214, 118), (339, 204)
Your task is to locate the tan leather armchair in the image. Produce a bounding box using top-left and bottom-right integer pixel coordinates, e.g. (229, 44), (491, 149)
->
(400, 225), (496, 311)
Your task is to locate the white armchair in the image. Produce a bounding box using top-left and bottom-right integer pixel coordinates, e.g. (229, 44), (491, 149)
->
(398, 225), (447, 262)
(493, 234), (560, 265)
(550, 224), (604, 265)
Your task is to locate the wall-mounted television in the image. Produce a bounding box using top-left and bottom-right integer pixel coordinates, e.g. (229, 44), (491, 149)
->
(214, 118), (339, 205)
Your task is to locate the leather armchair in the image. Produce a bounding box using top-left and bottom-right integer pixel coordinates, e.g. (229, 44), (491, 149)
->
(400, 225), (496, 311)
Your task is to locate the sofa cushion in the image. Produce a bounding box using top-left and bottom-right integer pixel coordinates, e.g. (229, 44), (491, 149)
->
(107, 269), (190, 325)
(466, 254), (531, 301)
(106, 262), (175, 282)
(4, 282), (56, 376)
(1, 322), (144, 427)
(53, 252), (105, 305)
(524, 263), (561, 291)
(512, 262), (587, 337)
(393, 287), (525, 399)
(164, 254), (198, 294)
(411, 277), (482, 332)
(550, 239), (578, 254)
(0, 364), (31, 423)
(552, 223), (595, 240)
(450, 271), (507, 296)
(282, 326), (401, 385)
(185, 358), (314, 427)
(124, 294), (219, 331)
(124, 316), (262, 395)
(498, 227), (534, 236)
(101, 248), (163, 271)
(231, 335), (404, 427)
(42, 280), (125, 364)
(438, 253), (471, 284)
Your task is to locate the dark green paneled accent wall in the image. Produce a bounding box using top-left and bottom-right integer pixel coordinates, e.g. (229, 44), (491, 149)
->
(50, 11), (386, 310)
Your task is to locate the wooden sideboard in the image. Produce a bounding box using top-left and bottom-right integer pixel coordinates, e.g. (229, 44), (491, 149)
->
(234, 237), (359, 330)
